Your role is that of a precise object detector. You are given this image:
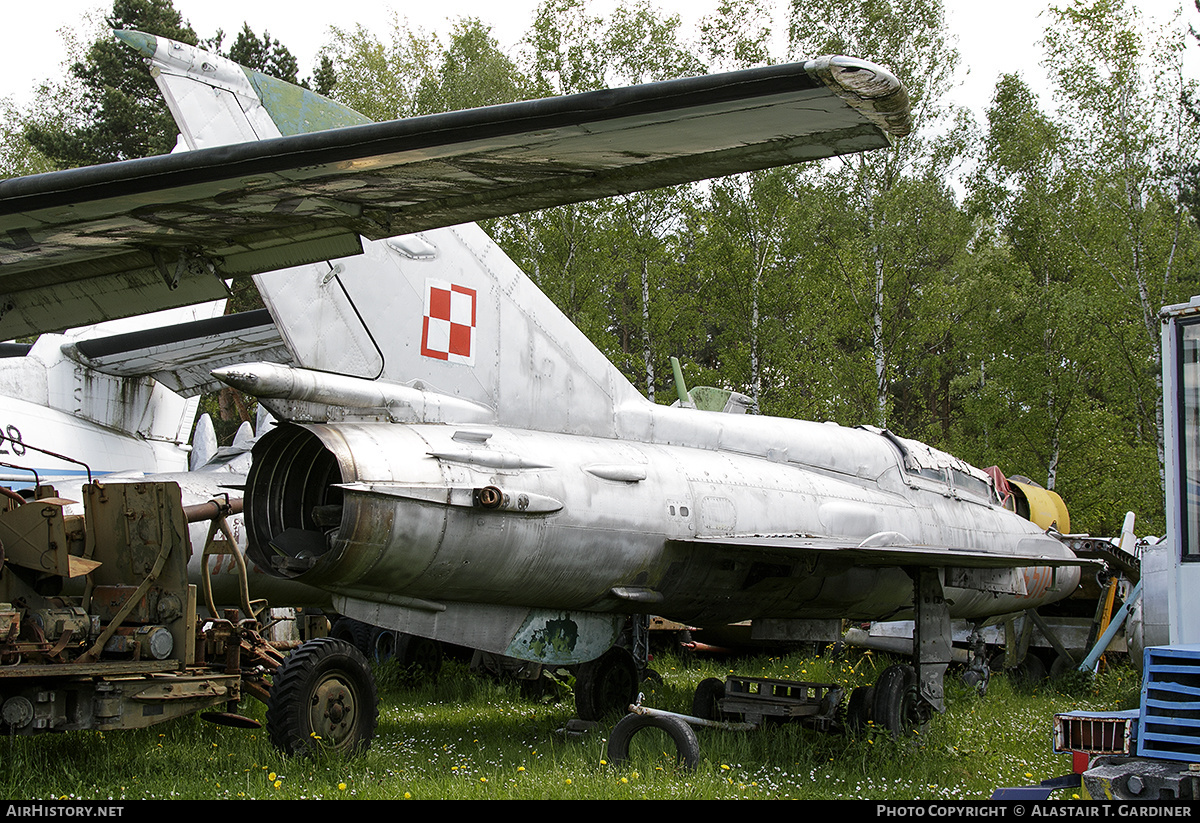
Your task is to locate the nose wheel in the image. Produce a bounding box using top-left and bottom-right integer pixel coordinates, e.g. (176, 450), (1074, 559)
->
(574, 646), (639, 721)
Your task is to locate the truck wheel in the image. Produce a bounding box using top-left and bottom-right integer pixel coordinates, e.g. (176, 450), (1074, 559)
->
(266, 637), (378, 756)
(330, 617), (372, 656)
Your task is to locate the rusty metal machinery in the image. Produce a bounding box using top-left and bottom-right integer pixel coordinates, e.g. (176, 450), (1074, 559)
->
(0, 480), (376, 755)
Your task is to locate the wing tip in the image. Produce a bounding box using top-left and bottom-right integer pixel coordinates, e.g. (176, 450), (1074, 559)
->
(804, 55), (913, 138)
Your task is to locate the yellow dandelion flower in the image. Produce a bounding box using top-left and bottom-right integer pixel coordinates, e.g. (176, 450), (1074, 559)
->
(268, 773), (277, 781)
(338, 783), (347, 791)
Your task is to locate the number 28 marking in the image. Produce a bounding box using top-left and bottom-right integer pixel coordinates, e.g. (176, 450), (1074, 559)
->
(0, 425), (27, 456)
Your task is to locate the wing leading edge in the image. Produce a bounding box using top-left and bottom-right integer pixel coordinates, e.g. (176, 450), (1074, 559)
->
(0, 40), (910, 339)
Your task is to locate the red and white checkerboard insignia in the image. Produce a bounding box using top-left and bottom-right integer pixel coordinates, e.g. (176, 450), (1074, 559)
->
(421, 279), (477, 365)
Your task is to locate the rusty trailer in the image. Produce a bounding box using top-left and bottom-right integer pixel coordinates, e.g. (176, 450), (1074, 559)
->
(605, 674), (846, 770)
(0, 480), (377, 756)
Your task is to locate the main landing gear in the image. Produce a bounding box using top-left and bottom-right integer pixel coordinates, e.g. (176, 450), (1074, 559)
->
(844, 663), (931, 738)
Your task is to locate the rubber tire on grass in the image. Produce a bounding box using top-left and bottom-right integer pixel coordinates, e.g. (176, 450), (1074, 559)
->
(330, 617), (373, 657)
(844, 685), (874, 734)
(373, 628), (397, 662)
(690, 677), (743, 722)
(266, 637), (379, 756)
(992, 650), (1047, 688)
(691, 677), (726, 720)
(871, 664), (922, 739)
(396, 633), (443, 679)
(575, 646), (639, 721)
(606, 712), (700, 771)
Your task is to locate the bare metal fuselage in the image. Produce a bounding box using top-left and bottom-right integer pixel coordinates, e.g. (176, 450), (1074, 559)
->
(244, 405), (1079, 630)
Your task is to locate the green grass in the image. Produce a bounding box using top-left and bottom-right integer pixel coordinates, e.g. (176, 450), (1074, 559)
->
(0, 648), (1141, 800)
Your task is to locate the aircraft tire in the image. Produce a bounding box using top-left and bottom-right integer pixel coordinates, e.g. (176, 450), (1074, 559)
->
(373, 628), (397, 662)
(606, 712), (700, 771)
(871, 664), (921, 739)
(575, 646), (639, 721)
(396, 634), (443, 679)
(992, 650), (1047, 687)
(844, 685), (875, 733)
(266, 637), (379, 756)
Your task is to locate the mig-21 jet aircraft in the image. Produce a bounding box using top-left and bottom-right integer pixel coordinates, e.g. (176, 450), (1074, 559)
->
(0, 31), (1086, 738)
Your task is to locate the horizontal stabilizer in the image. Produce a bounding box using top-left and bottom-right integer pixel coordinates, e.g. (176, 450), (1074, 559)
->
(0, 46), (910, 339)
(64, 309), (291, 396)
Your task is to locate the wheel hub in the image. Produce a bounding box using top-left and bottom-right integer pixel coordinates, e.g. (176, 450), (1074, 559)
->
(311, 677), (356, 744)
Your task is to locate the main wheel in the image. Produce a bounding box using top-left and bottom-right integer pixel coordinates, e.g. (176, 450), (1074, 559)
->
(691, 677), (742, 723)
(871, 664), (924, 739)
(844, 685), (875, 734)
(396, 633), (443, 679)
(992, 650), (1047, 688)
(266, 637), (379, 756)
(575, 646), (638, 721)
(606, 712), (700, 771)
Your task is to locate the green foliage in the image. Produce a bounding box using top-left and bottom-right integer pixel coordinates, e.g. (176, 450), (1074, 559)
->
(226, 25), (301, 84)
(322, 15), (531, 121)
(412, 19), (532, 114)
(962, 0), (1200, 531)
(0, 99), (60, 179)
(24, 0), (198, 167)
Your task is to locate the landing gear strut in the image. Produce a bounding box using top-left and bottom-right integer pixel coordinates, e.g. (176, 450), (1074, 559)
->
(850, 566), (948, 738)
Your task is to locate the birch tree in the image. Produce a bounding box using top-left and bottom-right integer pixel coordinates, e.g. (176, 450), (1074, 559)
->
(1041, 0), (1200, 500)
(787, 0), (970, 428)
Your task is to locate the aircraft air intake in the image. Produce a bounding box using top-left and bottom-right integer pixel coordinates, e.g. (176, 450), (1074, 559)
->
(245, 424), (345, 579)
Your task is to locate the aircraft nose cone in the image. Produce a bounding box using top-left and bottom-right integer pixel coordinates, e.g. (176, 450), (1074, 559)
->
(113, 30), (158, 60)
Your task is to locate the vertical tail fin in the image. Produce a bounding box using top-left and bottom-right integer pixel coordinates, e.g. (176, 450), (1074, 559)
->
(124, 31), (650, 437)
